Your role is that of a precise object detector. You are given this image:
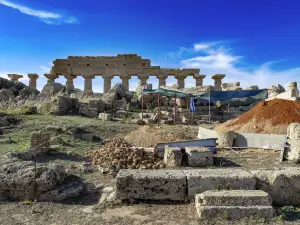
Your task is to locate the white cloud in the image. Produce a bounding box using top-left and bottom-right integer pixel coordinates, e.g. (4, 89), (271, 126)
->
(177, 42), (300, 88)
(0, 0), (79, 25)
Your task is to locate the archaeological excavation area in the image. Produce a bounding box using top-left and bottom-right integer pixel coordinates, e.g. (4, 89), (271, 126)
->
(1, 54), (300, 224)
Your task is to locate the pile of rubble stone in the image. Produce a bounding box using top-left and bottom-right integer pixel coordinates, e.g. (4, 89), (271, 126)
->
(87, 138), (165, 170)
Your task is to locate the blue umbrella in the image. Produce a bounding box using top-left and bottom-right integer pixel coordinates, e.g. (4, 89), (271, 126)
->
(190, 97), (196, 112)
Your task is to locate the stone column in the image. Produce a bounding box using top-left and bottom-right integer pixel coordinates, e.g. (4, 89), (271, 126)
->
(103, 75), (114, 93)
(8, 74), (23, 81)
(120, 75), (131, 91)
(156, 74), (168, 87)
(211, 74), (226, 91)
(44, 74), (59, 84)
(138, 74), (149, 85)
(193, 74), (206, 87)
(64, 74), (77, 91)
(28, 73), (39, 89)
(174, 75), (187, 89)
(82, 74), (95, 92)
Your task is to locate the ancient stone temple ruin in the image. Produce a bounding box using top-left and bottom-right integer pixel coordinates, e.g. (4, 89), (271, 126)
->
(8, 54), (228, 93)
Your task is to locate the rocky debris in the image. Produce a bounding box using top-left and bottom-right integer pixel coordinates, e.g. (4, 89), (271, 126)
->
(18, 87), (39, 98)
(41, 83), (66, 96)
(222, 82), (242, 91)
(0, 161), (85, 201)
(99, 186), (116, 204)
(0, 89), (15, 101)
(0, 115), (21, 127)
(79, 104), (98, 118)
(37, 96), (78, 116)
(87, 138), (165, 170)
(0, 77), (27, 95)
(268, 84), (285, 98)
(246, 85), (259, 90)
(102, 83), (127, 103)
(88, 99), (105, 113)
(66, 127), (101, 142)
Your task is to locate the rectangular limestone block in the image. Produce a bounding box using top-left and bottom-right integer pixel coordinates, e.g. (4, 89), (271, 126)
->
(164, 147), (182, 167)
(116, 169), (187, 201)
(98, 113), (112, 121)
(196, 206), (274, 220)
(185, 147), (213, 167)
(251, 167), (300, 206)
(184, 169), (256, 199)
(195, 190), (272, 207)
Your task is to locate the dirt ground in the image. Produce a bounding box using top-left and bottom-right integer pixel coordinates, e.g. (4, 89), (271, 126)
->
(1, 115), (300, 224)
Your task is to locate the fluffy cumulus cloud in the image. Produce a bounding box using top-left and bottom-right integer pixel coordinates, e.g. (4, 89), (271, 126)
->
(0, 0), (79, 25)
(167, 42), (300, 89)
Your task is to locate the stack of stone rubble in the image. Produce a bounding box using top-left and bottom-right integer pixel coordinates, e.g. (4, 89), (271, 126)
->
(286, 123), (300, 162)
(87, 138), (165, 170)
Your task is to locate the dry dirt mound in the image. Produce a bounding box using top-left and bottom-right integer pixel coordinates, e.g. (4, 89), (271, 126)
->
(87, 138), (165, 169)
(216, 99), (300, 134)
(124, 125), (193, 147)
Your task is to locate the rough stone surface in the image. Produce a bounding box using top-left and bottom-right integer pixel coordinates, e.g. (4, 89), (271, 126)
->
(0, 89), (15, 101)
(116, 169), (187, 201)
(41, 83), (66, 96)
(217, 131), (235, 147)
(18, 87), (39, 98)
(251, 167), (300, 206)
(196, 190), (272, 206)
(98, 113), (112, 121)
(196, 206), (274, 220)
(287, 123), (300, 140)
(286, 123), (300, 162)
(79, 104), (98, 118)
(268, 84), (285, 98)
(184, 169), (256, 199)
(164, 147), (182, 167)
(185, 147), (213, 167)
(0, 162), (68, 201)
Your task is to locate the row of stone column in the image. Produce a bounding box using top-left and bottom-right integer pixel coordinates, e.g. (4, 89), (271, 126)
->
(7, 73), (227, 93)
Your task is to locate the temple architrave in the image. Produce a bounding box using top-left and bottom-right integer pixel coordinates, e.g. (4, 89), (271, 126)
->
(8, 54), (227, 92)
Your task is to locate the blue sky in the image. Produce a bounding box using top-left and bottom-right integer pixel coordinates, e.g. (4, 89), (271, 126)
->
(1, 0), (300, 91)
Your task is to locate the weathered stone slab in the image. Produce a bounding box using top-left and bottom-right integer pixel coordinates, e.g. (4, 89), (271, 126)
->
(196, 206), (274, 219)
(196, 190), (272, 206)
(98, 113), (112, 121)
(185, 147), (213, 167)
(184, 169), (256, 199)
(116, 169), (187, 201)
(251, 167), (300, 206)
(164, 147), (182, 167)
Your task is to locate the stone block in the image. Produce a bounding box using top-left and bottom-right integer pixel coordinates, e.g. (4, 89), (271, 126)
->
(287, 123), (300, 140)
(164, 147), (182, 167)
(184, 169), (256, 199)
(116, 169), (187, 201)
(217, 131), (235, 147)
(98, 113), (112, 121)
(251, 167), (300, 206)
(196, 190), (272, 206)
(196, 206), (274, 220)
(185, 147), (213, 167)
